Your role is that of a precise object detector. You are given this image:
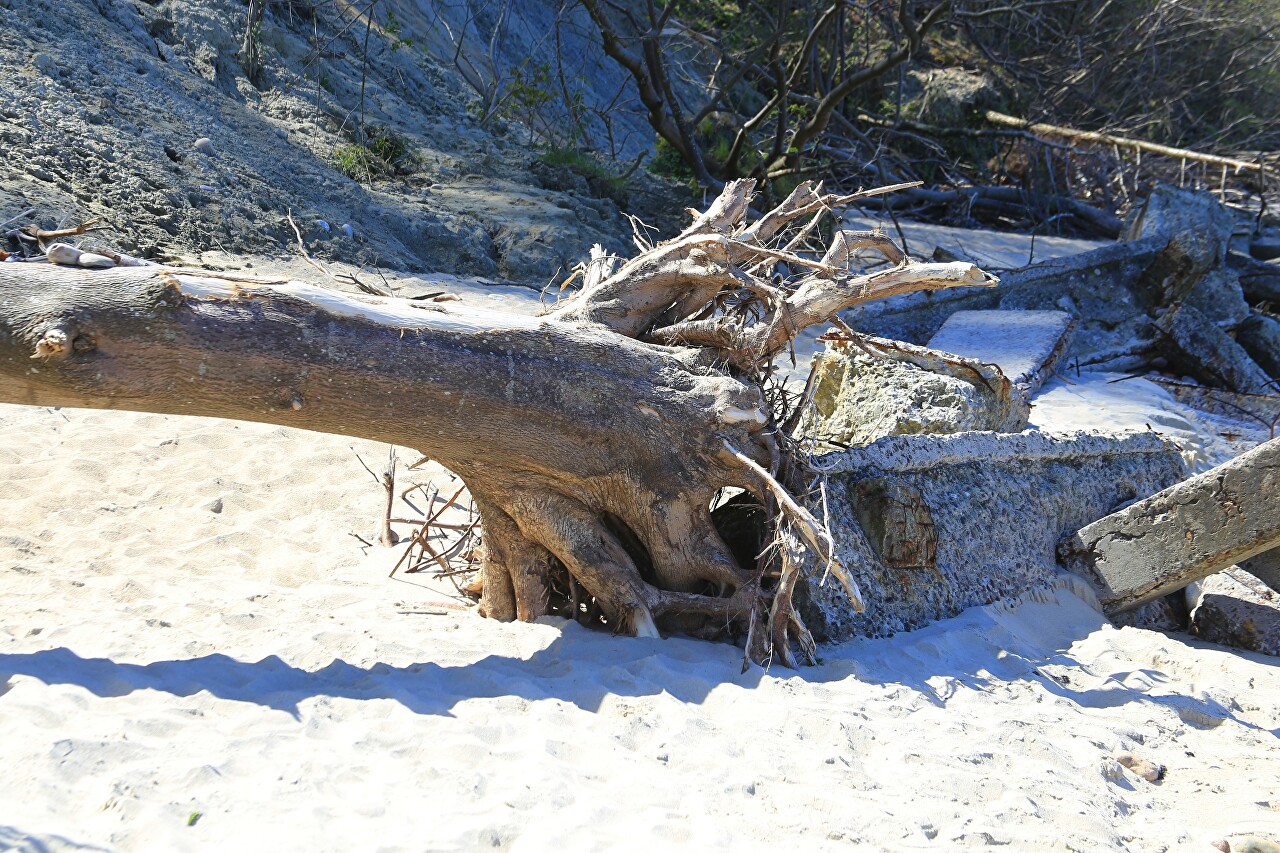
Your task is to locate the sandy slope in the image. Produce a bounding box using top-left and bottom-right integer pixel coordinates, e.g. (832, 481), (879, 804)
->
(1, 389), (1278, 852)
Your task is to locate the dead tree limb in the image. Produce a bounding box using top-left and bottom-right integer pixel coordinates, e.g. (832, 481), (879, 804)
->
(983, 111), (1269, 175)
(0, 180), (992, 664)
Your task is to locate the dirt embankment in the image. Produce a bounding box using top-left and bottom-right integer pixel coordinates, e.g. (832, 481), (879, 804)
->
(0, 0), (684, 283)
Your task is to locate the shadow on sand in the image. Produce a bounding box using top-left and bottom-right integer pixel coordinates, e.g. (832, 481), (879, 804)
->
(1, 600), (1274, 735)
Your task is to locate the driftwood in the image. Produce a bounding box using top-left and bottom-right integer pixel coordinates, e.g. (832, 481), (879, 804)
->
(0, 180), (995, 666)
(1059, 436), (1280, 614)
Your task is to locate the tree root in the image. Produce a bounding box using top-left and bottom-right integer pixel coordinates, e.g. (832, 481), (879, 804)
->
(0, 178), (993, 669)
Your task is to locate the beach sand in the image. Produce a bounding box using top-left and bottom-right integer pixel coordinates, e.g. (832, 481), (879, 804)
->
(2, 387), (1278, 851)
(3, 242), (1278, 851)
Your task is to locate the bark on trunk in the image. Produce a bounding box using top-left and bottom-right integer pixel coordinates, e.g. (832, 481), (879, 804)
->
(0, 180), (994, 664)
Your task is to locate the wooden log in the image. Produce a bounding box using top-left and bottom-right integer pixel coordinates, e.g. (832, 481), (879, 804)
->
(1059, 436), (1280, 614)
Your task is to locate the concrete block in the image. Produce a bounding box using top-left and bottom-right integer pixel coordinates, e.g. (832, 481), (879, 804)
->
(800, 430), (1184, 641)
(1240, 547), (1280, 593)
(1188, 568), (1280, 657)
(1237, 313), (1280, 380)
(1125, 184), (1235, 263)
(1059, 436), (1280, 614)
(1159, 305), (1273, 394)
(1232, 251), (1280, 303)
(1184, 267), (1251, 330)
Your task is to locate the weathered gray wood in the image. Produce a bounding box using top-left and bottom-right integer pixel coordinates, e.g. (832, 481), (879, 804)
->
(1059, 437), (1280, 614)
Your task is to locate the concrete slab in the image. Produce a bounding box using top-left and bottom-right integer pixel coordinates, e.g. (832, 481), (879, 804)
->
(926, 309), (1076, 394)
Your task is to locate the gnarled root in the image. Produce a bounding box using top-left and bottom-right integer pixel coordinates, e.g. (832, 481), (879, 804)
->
(462, 450), (833, 667)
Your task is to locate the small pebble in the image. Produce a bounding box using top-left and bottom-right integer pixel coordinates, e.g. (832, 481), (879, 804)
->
(341, 223), (354, 239)
(315, 219), (331, 233)
(193, 137), (215, 155)
(199, 185), (217, 193)
(205, 498), (223, 514)
(1235, 837), (1280, 853)
(1211, 841), (1230, 852)
(1115, 751), (1164, 782)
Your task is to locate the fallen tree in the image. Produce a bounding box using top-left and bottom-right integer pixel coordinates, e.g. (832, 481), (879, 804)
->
(0, 180), (994, 666)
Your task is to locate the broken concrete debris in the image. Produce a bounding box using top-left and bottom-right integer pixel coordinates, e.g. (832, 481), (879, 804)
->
(851, 234), (1167, 357)
(799, 335), (1027, 449)
(1133, 229), (1250, 330)
(1124, 184), (1235, 263)
(1132, 229), (1218, 311)
(806, 183), (1279, 654)
(1182, 267), (1252, 330)
(1234, 251), (1280, 303)
(800, 430), (1184, 642)
(1157, 304), (1275, 394)
(925, 309), (1076, 395)
(1236, 313), (1280, 380)
(1110, 592), (1191, 632)
(1240, 548), (1280, 594)
(1188, 568), (1280, 657)
(853, 185), (1273, 399)
(1058, 436), (1280, 615)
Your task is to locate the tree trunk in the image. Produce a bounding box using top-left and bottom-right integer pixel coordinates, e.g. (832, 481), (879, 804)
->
(0, 180), (994, 664)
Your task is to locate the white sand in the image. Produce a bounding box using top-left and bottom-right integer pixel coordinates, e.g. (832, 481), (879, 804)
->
(3, 244), (1279, 851)
(2, 390), (1279, 851)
